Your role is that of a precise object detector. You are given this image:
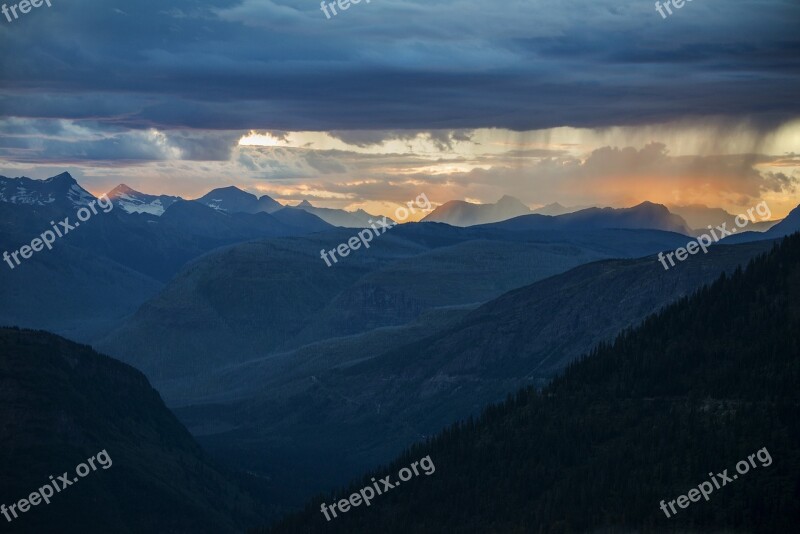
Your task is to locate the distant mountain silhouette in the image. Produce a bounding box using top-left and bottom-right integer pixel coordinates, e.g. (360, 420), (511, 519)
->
(482, 201), (692, 234)
(757, 204), (800, 237)
(293, 200), (388, 228)
(422, 195), (532, 226)
(271, 206), (337, 232)
(669, 203), (738, 229)
(531, 202), (582, 216)
(0, 327), (269, 533)
(723, 204), (800, 244)
(159, 200), (321, 240)
(670, 203), (779, 234)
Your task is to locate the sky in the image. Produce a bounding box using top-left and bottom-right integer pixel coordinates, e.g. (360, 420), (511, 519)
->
(0, 0), (799, 218)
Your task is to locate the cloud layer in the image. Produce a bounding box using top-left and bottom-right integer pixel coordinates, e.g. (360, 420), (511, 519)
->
(1, 0), (799, 131)
(0, 1), (798, 217)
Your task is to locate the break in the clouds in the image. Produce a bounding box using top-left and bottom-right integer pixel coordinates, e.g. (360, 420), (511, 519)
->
(2, 119), (798, 219)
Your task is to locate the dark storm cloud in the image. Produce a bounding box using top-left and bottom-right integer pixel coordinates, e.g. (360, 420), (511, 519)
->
(0, 0), (798, 132)
(164, 131), (242, 161)
(329, 130), (475, 149)
(0, 119), (242, 163)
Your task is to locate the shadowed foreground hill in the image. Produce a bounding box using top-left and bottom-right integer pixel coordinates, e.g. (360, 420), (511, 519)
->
(265, 234), (800, 534)
(0, 328), (268, 533)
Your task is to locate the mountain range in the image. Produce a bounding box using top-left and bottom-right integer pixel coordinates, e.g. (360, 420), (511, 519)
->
(95, 223), (696, 383)
(669, 203), (780, 234)
(421, 195), (533, 226)
(0, 172), (95, 210)
(422, 196), (626, 227)
(480, 200), (693, 234)
(2, 171), (799, 532)
(0, 173), (333, 340)
(106, 182), (387, 228)
(167, 237), (776, 511)
(3, 174), (779, 238)
(722, 204), (800, 245)
(293, 200), (390, 228)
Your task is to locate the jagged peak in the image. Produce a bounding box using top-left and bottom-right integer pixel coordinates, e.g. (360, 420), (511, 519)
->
(109, 183), (137, 195)
(44, 171), (76, 184)
(497, 194), (524, 204)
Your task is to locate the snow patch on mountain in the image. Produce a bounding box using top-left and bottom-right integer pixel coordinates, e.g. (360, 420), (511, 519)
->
(107, 184), (182, 216)
(0, 173), (95, 209)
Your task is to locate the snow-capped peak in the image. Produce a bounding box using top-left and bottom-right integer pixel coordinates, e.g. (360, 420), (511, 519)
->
(0, 172), (96, 209)
(107, 184), (182, 216)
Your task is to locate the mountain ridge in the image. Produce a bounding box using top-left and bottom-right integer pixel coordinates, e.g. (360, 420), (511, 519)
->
(0, 327), (271, 533)
(481, 201), (692, 234)
(422, 196), (532, 226)
(263, 233), (800, 533)
(107, 184), (183, 215)
(0, 172), (94, 210)
(196, 186), (283, 214)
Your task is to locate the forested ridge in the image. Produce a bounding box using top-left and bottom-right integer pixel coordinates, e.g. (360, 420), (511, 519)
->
(265, 233), (800, 533)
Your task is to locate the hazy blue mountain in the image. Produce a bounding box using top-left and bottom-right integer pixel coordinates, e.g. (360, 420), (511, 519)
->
(531, 202), (582, 216)
(422, 195), (532, 226)
(668, 203), (738, 229)
(95, 226), (691, 383)
(0, 173), (212, 281)
(160, 305), (477, 407)
(0, 174), (333, 343)
(169, 240), (773, 513)
(158, 200), (324, 241)
(107, 184), (182, 215)
(0, 199), (164, 341)
(293, 200), (387, 228)
(766, 204), (800, 235)
(59, 198), (329, 283)
(288, 239), (608, 346)
(270, 206), (337, 232)
(197, 186), (283, 214)
(264, 233), (800, 534)
(0, 230), (162, 342)
(483, 201), (691, 234)
(0, 327), (269, 533)
(723, 204), (800, 244)
(94, 232), (378, 381)
(670, 203), (779, 234)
